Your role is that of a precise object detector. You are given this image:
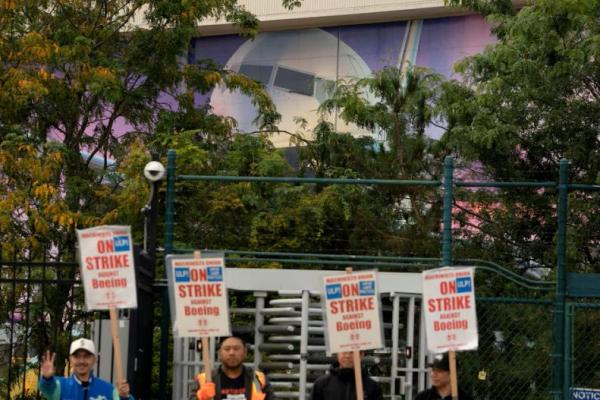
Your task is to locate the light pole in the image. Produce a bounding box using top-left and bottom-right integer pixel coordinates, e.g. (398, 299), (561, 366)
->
(127, 160), (165, 400)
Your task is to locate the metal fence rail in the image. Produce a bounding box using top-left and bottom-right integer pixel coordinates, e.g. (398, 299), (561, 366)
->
(0, 255), (96, 400)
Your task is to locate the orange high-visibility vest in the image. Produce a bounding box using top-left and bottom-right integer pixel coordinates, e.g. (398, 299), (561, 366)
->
(197, 370), (266, 400)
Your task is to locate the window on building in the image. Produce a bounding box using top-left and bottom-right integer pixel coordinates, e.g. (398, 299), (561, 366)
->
(239, 64), (273, 85)
(273, 66), (315, 96)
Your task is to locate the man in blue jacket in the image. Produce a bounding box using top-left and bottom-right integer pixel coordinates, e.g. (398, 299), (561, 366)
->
(39, 338), (133, 400)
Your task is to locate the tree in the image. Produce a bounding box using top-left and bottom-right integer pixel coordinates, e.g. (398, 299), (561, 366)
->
(439, 0), (600, 273)
(0, 0), (299, 392)
(0, 0), (291, 256)
(294, 66), (450, 256)
(149, 67), (450, 258)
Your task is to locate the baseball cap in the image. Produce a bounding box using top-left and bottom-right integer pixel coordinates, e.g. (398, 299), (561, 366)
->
(428, 353), (450, 371)
(69, 338), (96, 356)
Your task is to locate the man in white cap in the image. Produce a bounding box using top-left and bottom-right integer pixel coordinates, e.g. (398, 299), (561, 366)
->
(39, 338), (133, 400)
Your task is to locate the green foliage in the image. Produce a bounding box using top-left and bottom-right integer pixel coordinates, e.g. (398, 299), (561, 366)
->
(444, 0), (517, 17)
(0, 0), (280, 250)
(157, 68), (449, 258)
(320, 66), (446, 179)
(441, 0), (600, 273)
(0, 1), (292, 397)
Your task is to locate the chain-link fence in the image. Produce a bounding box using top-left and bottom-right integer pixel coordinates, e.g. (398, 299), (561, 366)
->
(571, 304), (600, 390)
(457, 298), (553, 400)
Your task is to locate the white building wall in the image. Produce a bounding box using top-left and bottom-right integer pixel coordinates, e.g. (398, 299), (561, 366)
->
(227, 0), (447, 20)
(198, 0), (466, 35)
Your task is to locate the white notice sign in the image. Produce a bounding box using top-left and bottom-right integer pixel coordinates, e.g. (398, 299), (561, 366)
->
(422, 267), (478, 352)
(166, 254), (231, 338)
(76, 226), (137, 310)
(323, 271), (383, 354)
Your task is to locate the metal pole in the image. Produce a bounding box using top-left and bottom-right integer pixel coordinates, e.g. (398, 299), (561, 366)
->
(159, 150), (177, 400)
(563, 303), (573, 400)
(405, 296), (416, 400)
(390, 293), (401, 400)
(441, 156), (454, 267)
(418, 306), (427, 392)
(299, 290), (310, 400)
(129, 163), (161, 400)
(254, 292), (267, 370)
(552, 159), (568, 400)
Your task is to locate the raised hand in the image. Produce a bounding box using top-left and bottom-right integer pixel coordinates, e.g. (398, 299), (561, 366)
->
(40, 350), (56, 379)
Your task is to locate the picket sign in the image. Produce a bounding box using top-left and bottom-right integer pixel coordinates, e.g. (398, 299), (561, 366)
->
(422, 267), (478, 400)
(165, 250), (232, 390)
(322, 267), (384, 400)
(76, 225), (138, 384)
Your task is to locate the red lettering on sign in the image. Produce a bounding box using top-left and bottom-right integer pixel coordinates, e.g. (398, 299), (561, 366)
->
(341, 283), (359, 297)
(85, 255), (129, 270)
(433, 319), (468, 331)
(330, 297), (374, 314)
(190, 268), (208, 282)
(178, 283), (222, 298)
(97, 239), (114, 254)
(184, 305), (220, 316)
(92, 277), (127, 288)
(440, 281), (456, 294)
(336, 319), (372, 331)
(427, 295), (471, 312)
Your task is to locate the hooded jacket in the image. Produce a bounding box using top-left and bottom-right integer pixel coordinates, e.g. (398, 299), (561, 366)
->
(310, 365), (383, 400)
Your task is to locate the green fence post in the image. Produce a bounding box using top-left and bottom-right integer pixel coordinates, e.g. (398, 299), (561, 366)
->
(552, 159), (569, 400)
(441, 156), (454, 267)
(563, 303), (573, 400)
(164, 149), (176, 255)
(159, 149), (177, 400)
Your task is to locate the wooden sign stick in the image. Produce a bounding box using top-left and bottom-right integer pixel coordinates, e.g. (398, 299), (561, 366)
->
(109, 306), (125, 384)
(346, 267), (364, 400)
(194, 251), (212, 384)
(449, 350), (458, 400)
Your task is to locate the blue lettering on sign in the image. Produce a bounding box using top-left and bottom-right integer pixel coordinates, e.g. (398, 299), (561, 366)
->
(456, 277), (472, 293)
(113, 236), (130, 252)
(359, 280), (375, 296)
(571, 388), (600, 400)
(326, 284), (342, 300)
(207, 267), (223, 282)
(175, 268), (190, 283)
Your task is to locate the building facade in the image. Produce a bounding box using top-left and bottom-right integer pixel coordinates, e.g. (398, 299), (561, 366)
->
(192, 0), (496, 147)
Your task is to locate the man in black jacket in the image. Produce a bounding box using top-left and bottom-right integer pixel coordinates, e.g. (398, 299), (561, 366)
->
(415, 353), (474, 400)
(310, 351), (383, 400)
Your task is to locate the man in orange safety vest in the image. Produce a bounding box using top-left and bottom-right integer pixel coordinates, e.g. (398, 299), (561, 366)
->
(195, 336), (274, 400)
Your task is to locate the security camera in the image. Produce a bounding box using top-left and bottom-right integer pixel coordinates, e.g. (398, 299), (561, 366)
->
(143, 161), (166, 182)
